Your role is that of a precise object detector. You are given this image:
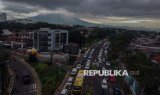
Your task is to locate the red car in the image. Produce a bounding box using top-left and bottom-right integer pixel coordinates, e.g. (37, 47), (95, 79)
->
(109, 75), (116, 82)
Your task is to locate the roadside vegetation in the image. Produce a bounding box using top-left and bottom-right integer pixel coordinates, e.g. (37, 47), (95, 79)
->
(27, 52), (66, 95)
(107, 31), (160, 95)
(0, 46), (10, 95)
(32, 63), (66, 95)
(107, 31), (137, 94)
(123, 51), (160, 95)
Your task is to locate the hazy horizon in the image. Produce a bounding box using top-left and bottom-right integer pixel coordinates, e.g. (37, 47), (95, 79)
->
(0, 0), (160, 30)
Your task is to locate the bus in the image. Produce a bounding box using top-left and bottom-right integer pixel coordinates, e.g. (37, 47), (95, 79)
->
(72, 70), (84, 95)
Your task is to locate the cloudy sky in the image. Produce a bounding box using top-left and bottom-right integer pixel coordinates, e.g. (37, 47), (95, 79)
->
(0, 0), (160, 30)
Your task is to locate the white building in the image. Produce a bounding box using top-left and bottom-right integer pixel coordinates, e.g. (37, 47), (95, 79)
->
(33, 28), (69, 52)
(0, 13), (7, 22)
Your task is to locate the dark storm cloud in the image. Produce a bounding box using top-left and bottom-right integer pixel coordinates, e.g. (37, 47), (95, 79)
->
(2, 0), (160, 18)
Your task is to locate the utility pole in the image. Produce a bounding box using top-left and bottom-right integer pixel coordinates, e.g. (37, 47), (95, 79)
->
(51, 50), (53, 65)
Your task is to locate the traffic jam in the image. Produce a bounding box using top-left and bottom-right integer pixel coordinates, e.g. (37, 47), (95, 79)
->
(59, 39), (123, 95)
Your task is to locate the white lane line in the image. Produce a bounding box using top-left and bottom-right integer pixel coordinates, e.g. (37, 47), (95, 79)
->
(24, 90), (37, 93)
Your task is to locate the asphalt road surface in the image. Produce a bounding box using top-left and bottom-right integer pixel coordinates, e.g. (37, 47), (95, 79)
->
(9, 59), (37, 95)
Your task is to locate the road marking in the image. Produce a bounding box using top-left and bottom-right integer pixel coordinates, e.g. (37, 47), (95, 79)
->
(24, 90), (37, 93)
(24, 84), (37, 91)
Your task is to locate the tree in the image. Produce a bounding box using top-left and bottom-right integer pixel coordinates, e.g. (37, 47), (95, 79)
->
(28, 53), (38, 63)
(0, 46), (10, 62)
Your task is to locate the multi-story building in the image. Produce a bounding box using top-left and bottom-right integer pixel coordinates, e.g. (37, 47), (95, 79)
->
(33, 28), (69, 52)
(0, 29), (33, 49)
(0, 29), (13, 42)
(10, 31), (33, 49)
(0, 13), (7, 22)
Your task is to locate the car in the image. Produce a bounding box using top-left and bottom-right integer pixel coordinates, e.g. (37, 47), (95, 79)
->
(113, 87), (123, 95)
(101, 79), (108, 89)
(71, 68), (77, 76)
(85, 65), (90, 69)
(88, 55), (92, 59)
(96, 62), (99, 67)
(92, 62), (96, 65)
(65, 77), (74, 88)
(60, 89), (68, 95)
(102, 67), (106, 70)
(85, 63), (90, 69)
(84, 54), (87, 58)
(109, 75), (116, 82)
(99, 60), (102, 64)
(76, 64), (81, 69)
(22, 70), (31, 85)
(87, 60), (91, 64)
(103, 58), (106, 62)
(106, 62), (111, 66)
(88, 59), (91, 61)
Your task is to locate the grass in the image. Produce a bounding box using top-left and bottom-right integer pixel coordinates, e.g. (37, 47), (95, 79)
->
(32, 63), (66, 95)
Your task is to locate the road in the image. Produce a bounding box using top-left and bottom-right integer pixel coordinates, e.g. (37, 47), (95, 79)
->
(84, 39), (123, 95)
(89, 39), (111, 95)
(56, 39), (124, 95)
(9, 57), (38, 95)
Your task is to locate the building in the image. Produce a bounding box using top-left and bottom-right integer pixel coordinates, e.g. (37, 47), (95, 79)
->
(0, 13), (7, 22)
(33, 28), (69, 52)
(10, 31), (33, 49)
(63, 43), (79, 55)
(0, 30), (33, 49)
(0, 29), (13, 42)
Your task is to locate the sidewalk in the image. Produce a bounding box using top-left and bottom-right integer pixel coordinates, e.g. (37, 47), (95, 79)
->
(5, 65), (16, 95)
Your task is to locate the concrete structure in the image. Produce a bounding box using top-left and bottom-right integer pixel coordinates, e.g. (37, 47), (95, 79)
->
(0, 13), (7, 22)
(0, 29), (13, 42)
(33, 28), (69, 52)
(0, 30), (33, 49)
(10, 31), (33, 49)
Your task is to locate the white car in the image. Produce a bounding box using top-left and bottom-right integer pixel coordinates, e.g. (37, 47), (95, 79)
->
(103, 58), (106, 62)
(76, 64), (81, 69)
(102, 67), (106, 70)
(106, 62), (111, 66)
(84, 54), (87, 58)
(85, 62), (90, 69)
(87, 60), (91, 64)
(85, 65), (90, 69)
(96, 62), (99, 67)
(101, 79), (108, 89)
(71, 68), (77, 76)
(60, 89), (68, 95)
(99, 60), (102, 64)
(88, 55), (92, 59)
(65, 77), (73, 88)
